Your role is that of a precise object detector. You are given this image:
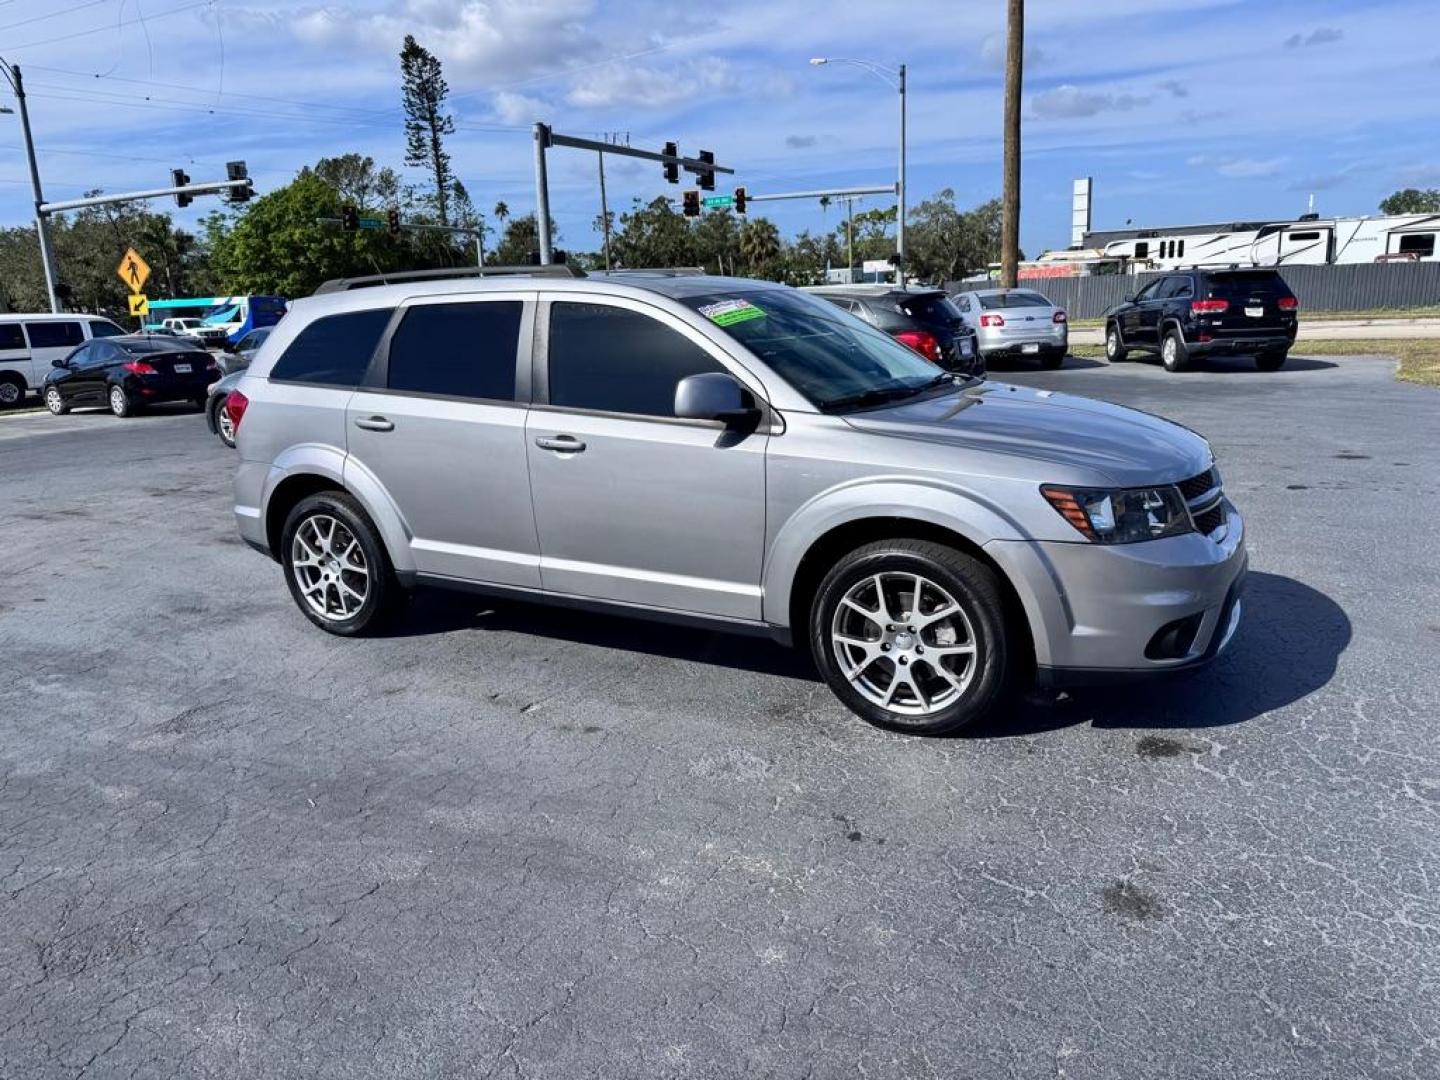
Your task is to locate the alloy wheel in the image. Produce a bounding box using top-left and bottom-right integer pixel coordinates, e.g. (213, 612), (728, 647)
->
(110, 387), (127, 415)
(45, 388), (63, 413)
(290, 513), (370, 622)
(217, 405), (235, 444)
(0, 382), (18, 405)
(830, 571), (978, 717)
(1163, 337), (1177, 364)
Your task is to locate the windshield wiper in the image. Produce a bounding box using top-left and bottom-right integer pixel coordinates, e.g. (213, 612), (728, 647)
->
(820, 373), (960, 413)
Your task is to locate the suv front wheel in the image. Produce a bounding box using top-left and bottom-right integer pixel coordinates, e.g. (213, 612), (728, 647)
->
(809, 540), (1012, 735)
(281, 491), (401, 636)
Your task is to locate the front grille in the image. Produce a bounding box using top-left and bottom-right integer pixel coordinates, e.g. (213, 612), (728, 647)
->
(1177, 469), (1216, 501)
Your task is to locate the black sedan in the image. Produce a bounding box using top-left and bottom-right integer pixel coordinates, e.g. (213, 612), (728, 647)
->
(44, 335), (220, 418)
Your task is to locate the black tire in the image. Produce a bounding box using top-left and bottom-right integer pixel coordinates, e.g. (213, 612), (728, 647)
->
(1104, 323), (1128, 362)
(1039, 349), (1064, 370)
(1160, 326), (1190, 372)
(108, 384), (133, 417)
(211, 397), (236, 448)
(44, 386), (68, 415)
(0, 374), (24, 410)
(280, 490), (402, 637)
(809, 539), (1013, 736)
(1256, 349), (1288, 371)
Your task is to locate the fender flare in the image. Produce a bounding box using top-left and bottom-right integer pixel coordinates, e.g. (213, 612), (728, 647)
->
(761, 477), (1026, 628)
(260, 445), (417, 575)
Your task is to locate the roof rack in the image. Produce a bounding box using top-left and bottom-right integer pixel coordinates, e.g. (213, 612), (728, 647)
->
(596, 267), (707, 277)
(313, 264), (585, 295)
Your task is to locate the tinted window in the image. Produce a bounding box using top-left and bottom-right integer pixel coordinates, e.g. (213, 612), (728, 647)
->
(1398, 233), (1435, 257)
(88, 320), (123, 339)
(953, 295), (972, 312)
(25, 321), (84, 348)
(89, 341), (122, 365)
(270, 308), (393, 386)
(1158, 276), (1192, 299)
(0, 324), (24, 350)
(1133, 278), (1163, 302)
(977, 291), (1050, 310)
(1207, 272), (1293, 300)
(548, 302), (723, 417)
(387, 301), (522, 401)
(116, 337), (193, 355)
(65, 344), (93, 367)
(900, 294), (962, 323)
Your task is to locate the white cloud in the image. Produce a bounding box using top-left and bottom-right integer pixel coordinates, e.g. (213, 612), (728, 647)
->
(1284, 26), (1343, 48)
(491, 91), (550, 125)
(566, 56), (733, 109)
(1215, 157), (1288, 178)
(1031, 84), (1149, 120)
(979, 33), (1047, 69)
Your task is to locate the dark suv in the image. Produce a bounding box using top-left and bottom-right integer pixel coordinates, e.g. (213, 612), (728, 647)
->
(1104, 268), (1298, 372)
(807, 286), (983, 376)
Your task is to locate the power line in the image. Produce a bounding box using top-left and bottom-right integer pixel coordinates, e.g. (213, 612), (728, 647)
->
(5, 0), (216, 54)
(0, 0), (112, 34)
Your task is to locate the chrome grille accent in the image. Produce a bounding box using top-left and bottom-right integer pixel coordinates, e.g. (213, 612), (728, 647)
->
(1179, 466), (1225, 538)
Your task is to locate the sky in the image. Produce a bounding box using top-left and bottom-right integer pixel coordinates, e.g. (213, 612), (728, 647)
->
(1, 0), (1438, 263)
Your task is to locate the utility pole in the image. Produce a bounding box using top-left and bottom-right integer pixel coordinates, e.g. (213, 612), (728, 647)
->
(1, 59), (60, 312)
(1001, 0), (1024, 288)
(596, 132), (626, 272)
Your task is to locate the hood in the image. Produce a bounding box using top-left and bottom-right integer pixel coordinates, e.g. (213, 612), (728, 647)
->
(843, 381), (1211, 487)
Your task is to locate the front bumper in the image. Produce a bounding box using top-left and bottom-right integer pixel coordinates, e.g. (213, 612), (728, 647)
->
(988, 499), (1247, 680)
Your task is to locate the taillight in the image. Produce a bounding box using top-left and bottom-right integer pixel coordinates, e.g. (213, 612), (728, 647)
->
(122, 360), (158, 374)
(1190, 299), (1229, 315)
(1277, 296), (1299, 311)
(224, 389), (249, 436)
(893, 330), (941, 364)
(1052, 310), (1067, 324)
(980, 313), (1005, 328)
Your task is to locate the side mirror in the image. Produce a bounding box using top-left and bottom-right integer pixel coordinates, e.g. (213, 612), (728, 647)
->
(51, 357), (68, 368)
(674, 372), (760, 425)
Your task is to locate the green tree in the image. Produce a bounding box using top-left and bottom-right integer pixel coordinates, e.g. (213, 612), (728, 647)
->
(738, 218), (782, 279)
(610, 196), (695, 268)
(400, 35), (456, 225)
(692, 208), (740, 275)
(1379, 188), (1440, 214)
(905, 191), (1004, 283)
(488, 213), (555, 266)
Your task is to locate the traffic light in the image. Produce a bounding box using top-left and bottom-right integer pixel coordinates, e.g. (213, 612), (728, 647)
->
(386, 207), (402, 236)
(171, 169), (192, 208)
(734, 187), (747, 215)
(663, 141), (679, 184)
(697, 150), (715, 191)
(224, 161), (252, 203)
(341, 204), (359, 232)
(682, 190), (700, 218)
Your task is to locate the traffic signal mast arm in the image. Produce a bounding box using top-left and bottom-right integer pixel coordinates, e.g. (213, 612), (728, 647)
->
(40, 175), (253, 215)
(541, 127), (734, 181)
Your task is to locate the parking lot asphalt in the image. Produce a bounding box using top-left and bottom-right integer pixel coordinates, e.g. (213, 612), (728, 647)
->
(2, 352), (1437, 1079)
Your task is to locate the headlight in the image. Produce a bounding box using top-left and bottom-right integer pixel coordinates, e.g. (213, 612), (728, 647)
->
(1041, 484), (1193, 543)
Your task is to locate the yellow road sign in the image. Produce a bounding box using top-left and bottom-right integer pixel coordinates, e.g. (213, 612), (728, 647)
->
(117, 247), (151, 291)
(128, 294), (149, 317)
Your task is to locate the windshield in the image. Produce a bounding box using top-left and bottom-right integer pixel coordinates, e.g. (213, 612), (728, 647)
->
(680, 288), (957, 412)
(978, 291), (1051, 309)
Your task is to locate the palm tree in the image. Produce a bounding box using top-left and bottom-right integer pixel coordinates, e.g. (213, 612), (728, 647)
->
(493, 201), (510, 231)
(739, 219), (782, 279)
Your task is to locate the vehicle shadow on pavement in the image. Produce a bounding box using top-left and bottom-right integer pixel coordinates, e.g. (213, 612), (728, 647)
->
(1106, 355), (1339, 374)
(974, 571), (1351, 737)
(985, 355), (1108, 373)
(395, 589), (821, 681)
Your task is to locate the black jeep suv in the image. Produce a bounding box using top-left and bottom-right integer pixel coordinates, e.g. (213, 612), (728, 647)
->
(1103, 268), (1298, 372)
(808, 286), (984, 377)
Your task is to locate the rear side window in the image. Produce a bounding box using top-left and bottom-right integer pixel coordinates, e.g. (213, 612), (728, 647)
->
(386, 301), (522, 401)
(548, 302), (723, 418)
(25, 321), (84, 348)
(88, 320), (125, 339)
(0, 324), (24, 350)
(978, 291), (1050, 309)
(1398, 233), (1435, 257)
(1207, 273), (1293, 300)
(270, 308), (393, 386)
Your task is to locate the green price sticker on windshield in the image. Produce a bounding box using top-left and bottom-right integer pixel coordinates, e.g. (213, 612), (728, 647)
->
(699, 299), (765, 327)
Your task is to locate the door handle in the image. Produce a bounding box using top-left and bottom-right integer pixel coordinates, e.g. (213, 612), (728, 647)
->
(534, 434), (585, 453)
(354, 416), (394, 432)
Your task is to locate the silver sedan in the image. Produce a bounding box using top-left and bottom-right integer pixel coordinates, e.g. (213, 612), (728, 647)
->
(950, 288), (1068, 369)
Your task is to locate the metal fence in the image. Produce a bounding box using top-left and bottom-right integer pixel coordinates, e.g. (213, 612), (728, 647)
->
(948, 262), (1440, 320)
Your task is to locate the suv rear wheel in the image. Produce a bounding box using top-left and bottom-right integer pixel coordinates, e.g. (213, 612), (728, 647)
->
(1255, 348), (1288, 371)
(1161, 327), (1190, 372)
(281, 491), (401, 636)
(809, 540), (1011, 735)
(1105, 323), (1128, 362)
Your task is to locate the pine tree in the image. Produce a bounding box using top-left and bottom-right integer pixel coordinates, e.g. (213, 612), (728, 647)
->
(399, 35), (456, 225)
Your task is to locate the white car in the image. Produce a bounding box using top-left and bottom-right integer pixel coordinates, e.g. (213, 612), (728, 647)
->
(949, 288), (1068, 369)
(161, 318), (229, 348)
(0, 313), (127, 407)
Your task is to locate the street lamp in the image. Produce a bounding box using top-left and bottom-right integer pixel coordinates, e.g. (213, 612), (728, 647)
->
(810, 56), (907, 283)
(1, 56), (60, 311)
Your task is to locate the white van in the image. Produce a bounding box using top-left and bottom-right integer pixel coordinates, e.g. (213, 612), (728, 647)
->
(0, 313), (127, 407)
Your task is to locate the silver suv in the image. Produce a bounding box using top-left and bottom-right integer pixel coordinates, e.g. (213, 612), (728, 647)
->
(230, 270), (1246, 735)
